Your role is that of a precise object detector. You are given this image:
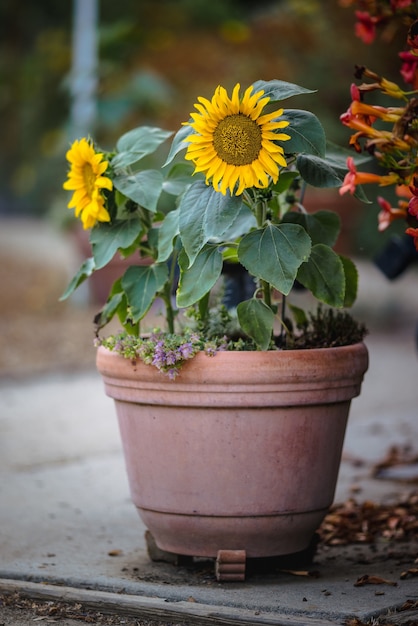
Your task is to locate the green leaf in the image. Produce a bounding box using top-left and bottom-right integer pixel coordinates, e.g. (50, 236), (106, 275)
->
(237, 298), (275, 350)
(162, 162), (195, 195)
(112, 169), (164, 212)
(238, 223), (311, 295)
(90, 219), (143, 269)
(340, 255), (358, 307)
(296, 153), (344, 188)
(178, 181), (244, 266)
(112, 126), (173, 170)
(220, 203), (257, 240)
(157, 209), (180, 262)
(176, 245), (223, 308)
(251, 79), (316, 102)
(59, 257), (95, 300)
(94, 291), (125, 330)
(296, 146), (373, 200)
(325, 141), (372, 167)
(271, 170), (299, 193)
(297, 244), (345, 307)
(282, 109), (326, 158)
(163, 124), (194, 167)
(282, 210), (341, 247)
(121, 264), (169, 322)
(288, 303), (308, 326)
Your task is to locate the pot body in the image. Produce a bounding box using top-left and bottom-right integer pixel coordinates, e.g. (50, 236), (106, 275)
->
(96, 343), (368, 558)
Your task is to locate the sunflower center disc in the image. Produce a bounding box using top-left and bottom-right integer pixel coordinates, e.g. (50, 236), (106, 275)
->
(213, 114), (262, 166)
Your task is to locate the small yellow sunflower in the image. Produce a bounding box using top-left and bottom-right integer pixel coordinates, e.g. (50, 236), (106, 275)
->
(183, 83), (291, 195)
(63, 138), (113, 229)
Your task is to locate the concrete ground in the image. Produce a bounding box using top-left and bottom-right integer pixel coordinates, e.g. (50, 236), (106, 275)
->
(0, 218), (417, 625)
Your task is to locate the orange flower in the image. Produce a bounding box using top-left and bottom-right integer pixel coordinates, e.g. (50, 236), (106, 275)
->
(339, 157), (399, 195)
(350, 100), (404, 123)
(405, 226), (418, 250)
(377, 196), (408, 231)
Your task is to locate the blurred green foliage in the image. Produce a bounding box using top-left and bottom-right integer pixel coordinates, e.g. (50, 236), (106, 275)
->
(0, 0), (404, 241)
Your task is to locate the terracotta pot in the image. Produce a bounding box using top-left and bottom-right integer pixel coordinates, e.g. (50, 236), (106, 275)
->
(96, 343), (368, 560)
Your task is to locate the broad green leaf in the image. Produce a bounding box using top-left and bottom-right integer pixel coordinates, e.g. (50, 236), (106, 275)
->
(340, 255), (358, 307)
(282, 109), (326, 158)
(297, 146), (372, 201)
(251, 79), (316, 102)
(219, 203), (257, 241)
(94, 291), (125, 330)
(163, 124), (194, 167)
(60, 257), (95, 300)
(157, 209), (180, 262)
(112, 126), (173, 169)
(325, 141), (372, 167)
(297, 244), (345, 307)
(176, 245), (223, 308)
(162, 162), (196, 195)
(113, 169), (163, 212)
(90, 219), (143, 269)
(121, 264), (169, 322)
(282, 210), (341, 247)
(238, 223), (311, 295)
(237, 299), (275, 350)
(296, 153), (344, 188)
(178, 181), (243, 266)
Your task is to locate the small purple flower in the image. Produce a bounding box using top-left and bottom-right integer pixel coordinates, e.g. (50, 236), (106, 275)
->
(165, 350), (177, 366)
(179, 342), (194, 359)
(167, 368), (178, 380)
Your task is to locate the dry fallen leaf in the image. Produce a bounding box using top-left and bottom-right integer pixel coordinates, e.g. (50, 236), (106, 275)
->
(107, 549), (123, 557)
(354, 574), (397, 587)
(319, 490), (418, 546)
(400, 567), (418, 579)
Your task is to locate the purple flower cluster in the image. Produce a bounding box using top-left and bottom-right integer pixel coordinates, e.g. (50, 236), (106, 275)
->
(99, 330), (233, 378)
(136, 331), (202, 379)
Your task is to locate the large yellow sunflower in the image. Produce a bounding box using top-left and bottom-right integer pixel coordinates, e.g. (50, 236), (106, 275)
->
(183, 83), (291, 196)
(63, 138), (113, 229)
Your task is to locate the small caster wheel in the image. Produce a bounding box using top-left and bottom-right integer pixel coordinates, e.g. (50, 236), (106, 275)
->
(215, 549), (246, 582)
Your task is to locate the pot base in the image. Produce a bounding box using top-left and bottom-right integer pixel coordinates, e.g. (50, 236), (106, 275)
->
(138, 506), (328, 558)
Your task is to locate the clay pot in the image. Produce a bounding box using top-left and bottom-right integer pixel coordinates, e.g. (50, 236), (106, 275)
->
(96, 343), (368, 560)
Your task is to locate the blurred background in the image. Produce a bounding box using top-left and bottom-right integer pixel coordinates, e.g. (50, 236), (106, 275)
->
(0, 0), (417, 378)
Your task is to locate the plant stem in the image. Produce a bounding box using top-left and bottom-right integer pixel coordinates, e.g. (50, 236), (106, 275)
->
(280, 294), (287, 347)
(162, 250), (180, 334)
(162, 283), (175, 334)
(261, 279), (272, 308)
(255, 196), (274, 337)
(255, 198), (267, 228)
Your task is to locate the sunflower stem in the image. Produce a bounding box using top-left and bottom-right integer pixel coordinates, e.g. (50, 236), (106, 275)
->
(255, 197), (273, 331)
(261, 279), (272, 309)
(280, 295), (287, 346)
(162, 284), (175, 334)
(255, 198), (267, 228)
